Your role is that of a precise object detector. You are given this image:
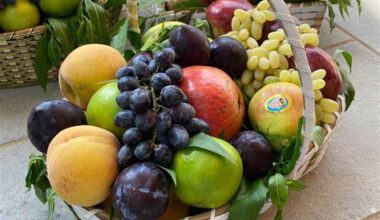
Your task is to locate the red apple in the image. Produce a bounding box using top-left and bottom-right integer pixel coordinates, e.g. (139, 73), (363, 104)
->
(180, 66), (245, 140)
(289, 46), (343, 100)
(206, 0), (253, 36)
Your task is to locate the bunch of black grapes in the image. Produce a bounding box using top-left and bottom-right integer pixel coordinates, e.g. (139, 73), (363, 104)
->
(114, 48), (209, 169)
(0, 0), (16, 10)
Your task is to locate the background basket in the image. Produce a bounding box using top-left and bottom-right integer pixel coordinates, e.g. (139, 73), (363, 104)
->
(0, 25), (58, 89)
(288, 1), (327, 31)
(71, 0), (343, 219)
(0, 0), (326, 89)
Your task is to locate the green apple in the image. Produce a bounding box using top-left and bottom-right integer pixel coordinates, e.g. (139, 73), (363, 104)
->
(39, 0), (80, 18)
(86, 82), (125, 139)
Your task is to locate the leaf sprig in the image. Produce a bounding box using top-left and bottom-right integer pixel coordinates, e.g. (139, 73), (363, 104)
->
(34, 0), (110, 91)
(25, 154), (56, 220)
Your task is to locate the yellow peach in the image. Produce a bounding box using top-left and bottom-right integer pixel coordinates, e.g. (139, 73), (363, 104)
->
(59, 44), (126, 109)
(47, 125), (120, 207)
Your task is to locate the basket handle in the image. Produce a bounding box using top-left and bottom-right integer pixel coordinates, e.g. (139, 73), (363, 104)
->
(127, 0), (141, 33)
(126, 0), (315, 179)
(268, 0), (315, 179)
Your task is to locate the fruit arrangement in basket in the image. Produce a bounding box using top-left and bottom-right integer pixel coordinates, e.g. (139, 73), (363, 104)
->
(25, 0), (356, 219)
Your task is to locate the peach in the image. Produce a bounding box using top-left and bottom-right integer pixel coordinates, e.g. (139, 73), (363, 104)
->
(59, 44), (127, 109)
(47, 125), (120, 207)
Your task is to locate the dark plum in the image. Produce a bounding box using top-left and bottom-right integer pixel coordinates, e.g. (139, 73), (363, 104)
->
(231, 131), (275, 179)
(27, 100), (86, 153)
(170, 102), (195, 124)
(160, 85), (186, 107)
(114, 110), (136, 129)
(135, 110), (156, 132)
(113, 162), (169, 220)
(208, 36), (248, 78)
(169, 25), (210, 67)
(152, 144), (173, 167)
(118, 145), (135, 169)
(134, 142), (154, 160)
(184, 118), (210, 135)
(168, 124), (189, 149)
(129, 88), (152, 113)
(123, 127), (143, 146)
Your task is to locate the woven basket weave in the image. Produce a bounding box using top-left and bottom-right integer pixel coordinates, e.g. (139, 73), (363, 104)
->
(0, 25), (58, 89)
(71, 0), (343, 219)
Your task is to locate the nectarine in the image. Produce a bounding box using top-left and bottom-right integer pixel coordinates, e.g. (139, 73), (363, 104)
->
(47, 125), (120, 207)
(59, 44), (127, 109)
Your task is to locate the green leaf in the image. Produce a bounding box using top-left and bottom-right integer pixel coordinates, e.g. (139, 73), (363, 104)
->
(47, 37), (62, 66)
(274, 209), (283, 220)
(34, 31), (53, 91)
(47, 188), (56, 220)
(157, 165), (177, 187)
(47, 18), (75, 55)
(34, 185), (47, 204)
(124, 49), (136, 61)
(170, 0), (205, 10)
(111, 18), (129, 54)
(286, 179), (306, 191)
(334, 49), (356, 110)
(128, 29), (142, 50)
(177, 10), (196, 24)
(327, 3), (336, 31)
(337, 65), (355, 111)
(334, 49), (353, 72)
(188, 133), (234, 162)
(104, 0), (125, 9)
(25, 154), (52, 205)
(84, 0), (109, 44)
(275, 117), (304, 175)
(228, 178), (268, 220)
(268, 173), (288, 208)
(312, 126), (326, 147)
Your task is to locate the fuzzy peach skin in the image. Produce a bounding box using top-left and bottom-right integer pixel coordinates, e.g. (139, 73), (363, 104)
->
(47, 125), (120, 207)
(59, 44), (126, 109)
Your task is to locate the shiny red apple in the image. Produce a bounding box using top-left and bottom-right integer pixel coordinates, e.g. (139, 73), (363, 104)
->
(289, 46), (343, 100)
(206, 0), (253, 36)
(180, 66), (245, 141)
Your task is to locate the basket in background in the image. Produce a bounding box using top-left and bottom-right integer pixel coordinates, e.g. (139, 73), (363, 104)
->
(0, 25), (57, 89)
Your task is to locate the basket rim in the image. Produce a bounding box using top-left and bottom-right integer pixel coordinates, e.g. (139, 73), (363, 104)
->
(0, 25), (45, 40)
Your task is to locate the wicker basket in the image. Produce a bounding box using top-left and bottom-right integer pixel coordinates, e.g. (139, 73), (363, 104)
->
(70, 0), (343, 219)
(0, 25), (58, 89)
